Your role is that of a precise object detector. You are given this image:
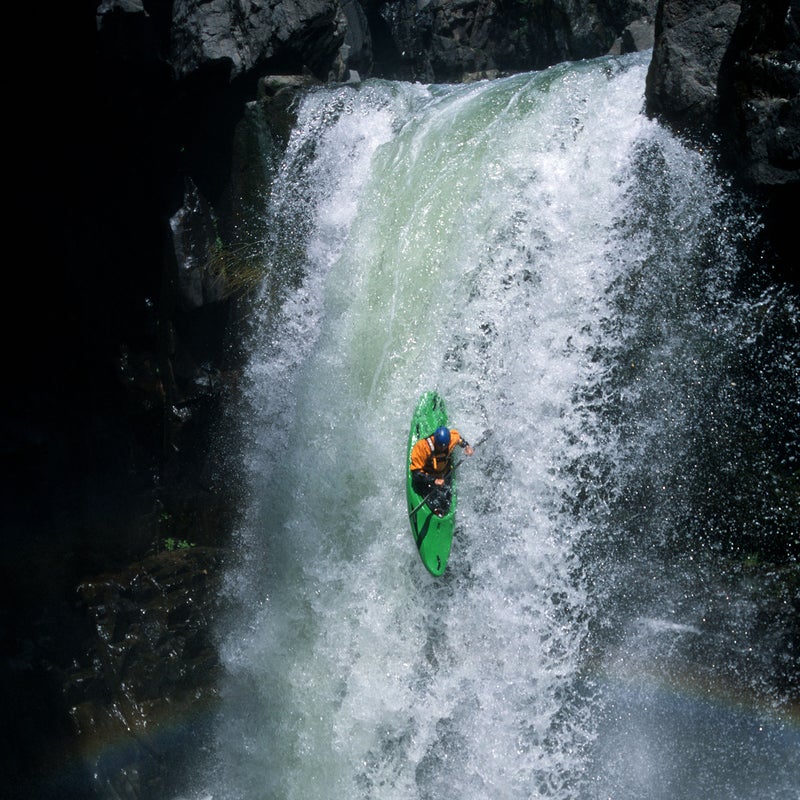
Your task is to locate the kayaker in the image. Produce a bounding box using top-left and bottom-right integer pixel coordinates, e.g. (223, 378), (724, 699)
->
(410, 426), (474, 515)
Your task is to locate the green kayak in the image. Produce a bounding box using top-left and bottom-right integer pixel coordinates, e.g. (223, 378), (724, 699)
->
(406, 391), (457, 576)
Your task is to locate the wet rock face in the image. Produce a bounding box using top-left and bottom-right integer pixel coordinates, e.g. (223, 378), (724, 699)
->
(378, 0), (657, 82)
(96, 0), (347, 80)
(647, 0), (799, 188)
(645, 0), (742, 135)
(646, 0), (799, 283)
(719, 0), (800, 188)
(64, 547), (225, 799)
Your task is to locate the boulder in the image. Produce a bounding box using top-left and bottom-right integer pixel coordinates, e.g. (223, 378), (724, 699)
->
(645, 0), (742, 136)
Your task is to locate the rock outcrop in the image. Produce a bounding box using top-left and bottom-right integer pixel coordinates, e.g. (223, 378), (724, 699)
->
(646, 0), (743, 137)
(719, 0), (799, 209)
(648, 0), (799, 188)
(378, 0), (657, 82)
(65, 547), (225, 800)
(646, 0), (798, 281)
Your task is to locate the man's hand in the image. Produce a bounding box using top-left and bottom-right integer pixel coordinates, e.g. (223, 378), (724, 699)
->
(465, 445), (474, 456)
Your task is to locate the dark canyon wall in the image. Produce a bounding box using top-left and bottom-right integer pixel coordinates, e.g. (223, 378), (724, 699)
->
(4, 2), (797, 799)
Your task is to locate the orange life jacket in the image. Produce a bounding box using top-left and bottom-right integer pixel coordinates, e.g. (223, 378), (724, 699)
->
(410, 429), (462, 476)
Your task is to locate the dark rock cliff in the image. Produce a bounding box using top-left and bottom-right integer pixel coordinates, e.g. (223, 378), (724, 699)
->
(646, 0), (798, 282)
(3, 1), (796, 798)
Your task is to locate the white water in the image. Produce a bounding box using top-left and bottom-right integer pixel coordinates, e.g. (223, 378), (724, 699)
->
(186, 53), (799, 800)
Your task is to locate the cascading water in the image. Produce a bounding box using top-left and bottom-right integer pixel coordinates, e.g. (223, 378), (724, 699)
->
(184, 52), (799, 799)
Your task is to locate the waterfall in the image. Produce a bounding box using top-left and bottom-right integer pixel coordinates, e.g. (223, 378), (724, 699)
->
(184, 52), (799, 800)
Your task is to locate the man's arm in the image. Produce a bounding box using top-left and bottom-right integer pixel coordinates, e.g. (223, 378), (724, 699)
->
(452, 429), (474, 456)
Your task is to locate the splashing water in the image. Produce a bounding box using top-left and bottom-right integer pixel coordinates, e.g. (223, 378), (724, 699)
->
(185, 53), (799, 800)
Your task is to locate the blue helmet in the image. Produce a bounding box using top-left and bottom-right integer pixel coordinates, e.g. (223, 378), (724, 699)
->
(433, 426), (451, 450)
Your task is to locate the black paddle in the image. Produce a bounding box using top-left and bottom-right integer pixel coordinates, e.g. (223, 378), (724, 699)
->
(408, 427), (493, 518)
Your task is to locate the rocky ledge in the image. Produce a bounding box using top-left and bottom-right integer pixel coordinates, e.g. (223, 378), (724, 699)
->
(64, 547), (226, 800)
